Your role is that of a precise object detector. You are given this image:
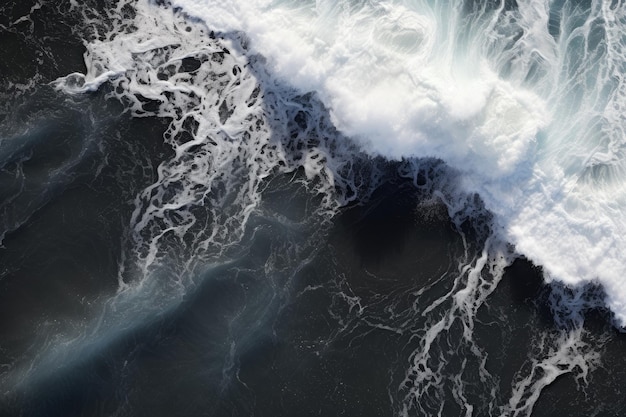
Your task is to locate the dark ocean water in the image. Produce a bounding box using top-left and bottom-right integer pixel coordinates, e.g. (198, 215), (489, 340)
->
(1, 1), (626, 417)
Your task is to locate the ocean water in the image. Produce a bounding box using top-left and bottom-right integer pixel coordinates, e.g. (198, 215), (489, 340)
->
(1, 0), (626, 416)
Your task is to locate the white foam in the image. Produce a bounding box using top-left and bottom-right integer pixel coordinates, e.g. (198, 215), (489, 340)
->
(53, 0), (385, 298)
(170, 0), (626, 325)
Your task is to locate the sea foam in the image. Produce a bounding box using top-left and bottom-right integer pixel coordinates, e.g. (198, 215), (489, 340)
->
(26, 0), (618, 413)
(169, 0), (626, 325)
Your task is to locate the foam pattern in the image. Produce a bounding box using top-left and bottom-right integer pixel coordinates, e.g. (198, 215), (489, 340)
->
(56, 0), (384, 295)
(39, 0), (624, 415)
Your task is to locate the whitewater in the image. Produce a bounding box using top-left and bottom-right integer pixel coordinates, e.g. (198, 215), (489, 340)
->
(165, 0), (626, 322)
(2, 0), (626, 415)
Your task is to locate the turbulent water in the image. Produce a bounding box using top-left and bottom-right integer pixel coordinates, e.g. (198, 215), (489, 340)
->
(1, 0), (626, 416)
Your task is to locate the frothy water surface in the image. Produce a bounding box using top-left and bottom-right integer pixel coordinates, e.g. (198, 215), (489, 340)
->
(2, 0), (626, 416)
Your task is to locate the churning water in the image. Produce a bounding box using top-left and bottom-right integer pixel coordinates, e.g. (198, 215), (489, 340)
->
(1, 0), (626, 416)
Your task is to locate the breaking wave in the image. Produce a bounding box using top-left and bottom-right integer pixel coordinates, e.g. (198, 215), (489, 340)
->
(2, 0), (625, 416)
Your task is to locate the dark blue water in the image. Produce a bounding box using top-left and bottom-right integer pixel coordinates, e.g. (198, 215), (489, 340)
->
(1, 1), (626, 416)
